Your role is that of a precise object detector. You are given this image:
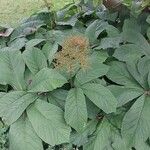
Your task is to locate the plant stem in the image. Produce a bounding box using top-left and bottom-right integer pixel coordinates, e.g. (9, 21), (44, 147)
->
(69, 71), (74, 88)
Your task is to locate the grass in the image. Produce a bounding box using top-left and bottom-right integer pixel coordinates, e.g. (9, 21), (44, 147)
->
(0, 0), (74, 27)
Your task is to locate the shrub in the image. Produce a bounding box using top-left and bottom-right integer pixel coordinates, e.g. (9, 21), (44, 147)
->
(0, 0), (150, 149)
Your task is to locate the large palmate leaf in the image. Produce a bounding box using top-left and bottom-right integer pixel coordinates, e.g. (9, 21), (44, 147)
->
(108, 85), (144, 107)
(23, 47), (47, 74)
(0, 91), (38, 125)
(121, 95), (150, 146)
(27, 100), (71, 146)
(65, 88), (87, 132)
(122, 28), (150, 56)
(114, 44), (143, 62)
(83, 119), (130, 150)
(29, 68), (67, 92)
(74, 52), (109, 86)
(9, 115), (43, 150)
(0, 50), (25, 90)
(126, 60), (148, 89)
(82, 83), (117, 113)
(107, 61), (141, 88)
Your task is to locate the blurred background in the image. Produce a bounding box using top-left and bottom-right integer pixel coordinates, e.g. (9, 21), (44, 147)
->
(0, 0), (75, 26)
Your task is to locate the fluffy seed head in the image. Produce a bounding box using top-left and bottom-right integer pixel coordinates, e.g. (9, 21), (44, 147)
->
(54, 35), (90, 72)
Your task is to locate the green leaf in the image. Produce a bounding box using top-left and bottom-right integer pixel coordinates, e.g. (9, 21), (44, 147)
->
(8, 38), (27, 50)
(0, 91), (38, 125)
(85, 20), (99, 44)
(48, 89), (68, 109)
(137, 56), (150, 79)
(147, 27), (150, 40)
(123, 0), (132, 6)
(71, 120), (98, 147)
(86, 97), (100, 119)
(75, 53), (109, 86)
(122, 29), (150, 56)
(106, 25), (120, 37)
(135, 141), (150, 150)
(112, 138), (130, 150)
(82, 83), (117, 113)
(111, 128), (131, 150)
(42, 42), (52, 59)
(23, 47), (47, 74)
(27, 100), (71, 146)
(123, 19), (141, 33)
(147, 15), (150, 24)
(9, 115), (43, 150)
(56, 15), (78, 27)
(57, 3), (77, 20)
(84, 119), (129, 150)
(93, 0), (102, 7)
(126, 60), (147, 89)
(107, 61), (140, 88)
(0, 84), (8, 92)
(83, 138), (95, 150)
(46, 30), (65, 45)
(96, 11), (118, 22)
(93, 119), (111, 150)
(42, 42), (58, 64)
(0, 92), (6, 98)
(29, 68), (67, 92)
(10, 20), (45, 40)
(0, 50), (25, 90)
(98, 36), (122, 49)
(26, 39), (45, 49)
(121, 95), (150, 146)
(48, 43), (58, 64)
(65, 88), (87, 132)
(85, 20), (108, 44)
(148, 72), (150, 88)
(108, 85), (143, 107)
(114, 44), (143, 62)
(91, 51), (108, 62)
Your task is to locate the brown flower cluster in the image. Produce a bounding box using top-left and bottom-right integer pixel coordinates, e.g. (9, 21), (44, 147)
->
(54, 35), (90, 72)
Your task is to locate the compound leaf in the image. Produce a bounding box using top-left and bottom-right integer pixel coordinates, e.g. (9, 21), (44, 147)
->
(27, 100), (71, 146)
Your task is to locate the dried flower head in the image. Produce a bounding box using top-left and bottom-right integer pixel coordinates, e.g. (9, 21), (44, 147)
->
(54, 35), (90, 72)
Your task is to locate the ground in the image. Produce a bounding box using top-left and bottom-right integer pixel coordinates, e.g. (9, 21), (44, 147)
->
(0, 0), (74, 27)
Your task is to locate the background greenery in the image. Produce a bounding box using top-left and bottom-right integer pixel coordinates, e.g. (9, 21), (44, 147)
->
(0, 0), (74, 26)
